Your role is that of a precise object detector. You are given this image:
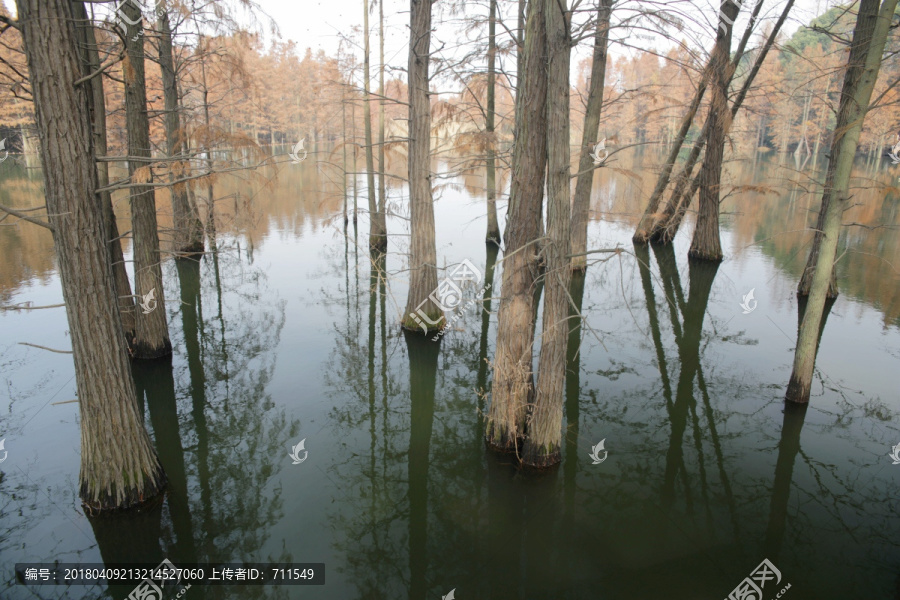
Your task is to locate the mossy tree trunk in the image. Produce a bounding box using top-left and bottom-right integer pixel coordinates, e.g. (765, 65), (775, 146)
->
(569, 0), (611, 270)
(401, 0), (443, 332)
(522, 0), (571, 468)
(16, 0), (166, 512)
(486, 0), (547, 453)
(786, 0), (896, 403)
(123, 0), (172, 359)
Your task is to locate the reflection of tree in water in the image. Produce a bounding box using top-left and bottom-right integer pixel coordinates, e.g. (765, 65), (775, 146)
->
(86, 245), (294, 600)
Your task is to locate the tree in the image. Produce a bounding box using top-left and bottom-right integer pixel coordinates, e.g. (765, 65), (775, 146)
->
(485, 0), (547, 452)
(570, 0), (612, 270)
(401, 0), (444, 333)
(157, 0), (204, 255)
(14, 0), (166, 511)
(485, 0), (502, 244)
(122, 0), (172, 358)
(786, 0), (897, 403)
(521, 0), (571, 468)
(688, 0), (742, 262)
(363, 0), (386, 253)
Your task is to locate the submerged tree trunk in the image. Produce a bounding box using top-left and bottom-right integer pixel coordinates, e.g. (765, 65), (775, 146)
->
(123, 0), (172, 359)
(364, 0), (386, 252)
(485, 0), (502, 244)
(486, 0), (547, 453)
(786, 0), (896, 403)
(569, 0), (611, 270)
(16, 0), (166, 511)
(687, 0), (742, 262)
(72, 2), (136, 339)
(522, 0), (571, 469)
(158, 2), (204, 255)
(401, 0), (443, 332)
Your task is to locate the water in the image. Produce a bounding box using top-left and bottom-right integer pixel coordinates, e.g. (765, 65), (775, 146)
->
(1, 149), (899, 599)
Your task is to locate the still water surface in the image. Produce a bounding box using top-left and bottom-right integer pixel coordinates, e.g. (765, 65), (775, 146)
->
(1, 149), (899, 599)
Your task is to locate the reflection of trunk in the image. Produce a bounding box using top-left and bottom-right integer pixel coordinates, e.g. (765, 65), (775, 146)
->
(403, 330), (439, 600)
(17, 0), (166, 512)
(363, 0), (386, 252)
(158, 2), (204, 255)
(485, 0), (502, 243)
(688, 1), (741, 262)
(134, 358), (197, 562)
(661, 259), (719, 507)
(123, 0), (172, 358)
(570, 0), (611, 269)
(787, 0), (895, 403)
(486, 453), (525, 600)
(401, 0), (443, 332)
(72, 3), (136, 339)
(476, 243), (500, 400)
(523, 0), (571, 468)
(89, 505), (163, 592)
(486, 0), (547, 453)
(763, 402), (808, 559)
(563, 274), (586, 528)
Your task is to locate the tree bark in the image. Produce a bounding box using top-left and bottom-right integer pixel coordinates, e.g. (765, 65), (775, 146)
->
(378, 0), (386, 236)
(485, 0), (502, 244)
(157, 1), (204, 255)
(364, 0), (386, 253)
(401, 0), (444, 332)
(786, 0), (896, 403)
(123, 0), (172, 358)
(486, 0), (547, 453)
(16, 0), (166, 512)
(522, 0), (571, 469)
(687, 0), (742, 262)
(570, 0), (611, 270)
(72, 2), (136, 339)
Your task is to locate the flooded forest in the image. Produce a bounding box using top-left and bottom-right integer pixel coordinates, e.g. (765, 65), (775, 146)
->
(1, 0), (899, 598)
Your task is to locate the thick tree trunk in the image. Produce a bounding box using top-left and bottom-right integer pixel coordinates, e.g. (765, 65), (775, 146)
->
(123, 0), (172, 359)
(72, 2), (136, 339)
(364, 0), (386, 253)
(485, 0), (502, 244)
(401, 0), (444, 332)
(687, 0), (742, 262)
(158, 2), (204, 255)
(16, 0), (166, 512)
(522, 0), (571, 469)
(786, 0), (896, 403)
(486, 0), (547, 453)
(569, 0), (611, 270)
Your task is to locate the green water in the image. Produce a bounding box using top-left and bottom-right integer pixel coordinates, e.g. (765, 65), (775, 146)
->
(1, 151), (899, 599)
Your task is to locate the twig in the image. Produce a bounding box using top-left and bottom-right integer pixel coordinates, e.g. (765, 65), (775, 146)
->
(18, 342), (73, 354)
(0, 203), (53, 230)
(0, 303), (65, 311)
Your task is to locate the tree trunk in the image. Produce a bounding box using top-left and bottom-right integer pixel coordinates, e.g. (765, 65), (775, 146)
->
(378, 0), (386, 235)
(522, 0), (571, 469)
(123, 0), (172, 359)
(687, 0), (742, 262)
(786, 0), (896, 403)
(485, 0), (502, 244)
(72, 2), (136, 339)
(158, 1), (204, 255)
(364, 0), (386, 252)
(401, 0), (444, 332)
(569, 0), (611, 270)
(16, 0), (166, 512)
(486, 0), (547, 453)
